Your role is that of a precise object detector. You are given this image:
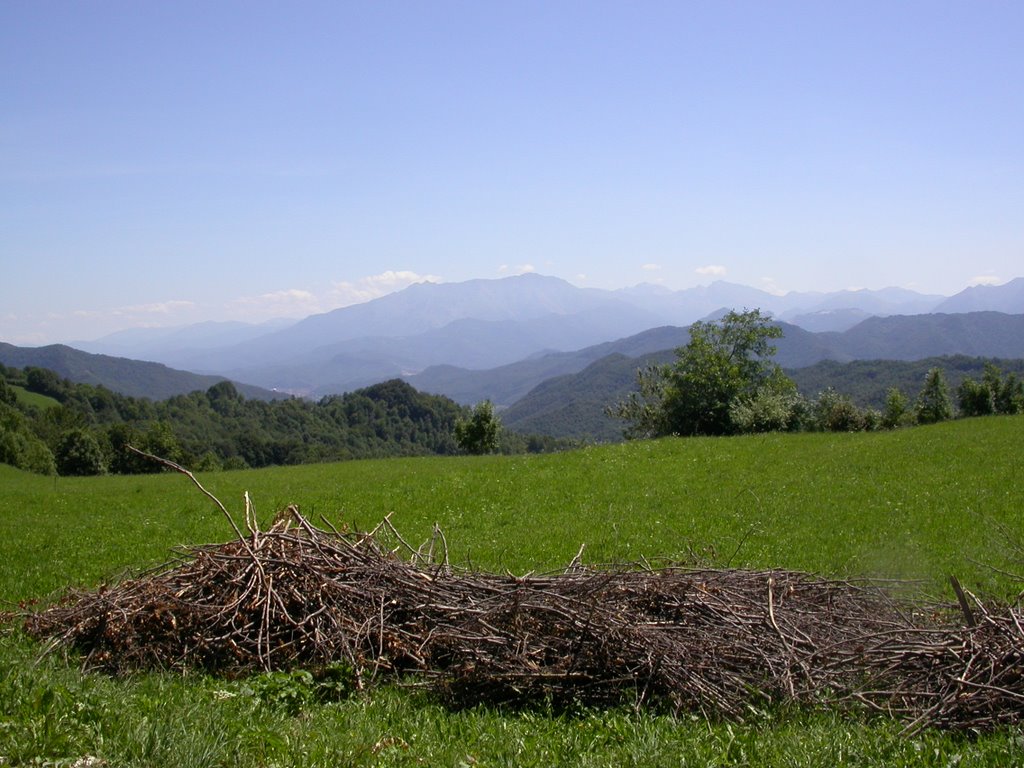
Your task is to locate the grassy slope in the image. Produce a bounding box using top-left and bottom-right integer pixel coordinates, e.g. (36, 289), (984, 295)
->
(2, 417), (1023, 765)
(10, 384), (61, 410)
(4, 417), (1021, 601)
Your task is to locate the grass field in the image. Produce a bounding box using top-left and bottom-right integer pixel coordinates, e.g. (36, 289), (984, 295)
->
(2, 417), (1023, 765)
(9, 384), (61, 411)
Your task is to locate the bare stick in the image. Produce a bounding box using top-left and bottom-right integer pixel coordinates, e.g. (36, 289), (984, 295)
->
(127, 445), (246, 544)
(950, 575), (976, 628)
(565, 543), (586, 573)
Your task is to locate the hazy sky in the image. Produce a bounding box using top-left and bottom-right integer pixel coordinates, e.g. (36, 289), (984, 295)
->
(3, 1), (1022, 345)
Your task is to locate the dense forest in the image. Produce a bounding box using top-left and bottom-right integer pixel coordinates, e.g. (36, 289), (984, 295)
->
(0, 364), (565, 476)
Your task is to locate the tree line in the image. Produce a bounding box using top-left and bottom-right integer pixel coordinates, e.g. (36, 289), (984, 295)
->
(610, 310), (1024, 439)
(0, 365), (565, 476)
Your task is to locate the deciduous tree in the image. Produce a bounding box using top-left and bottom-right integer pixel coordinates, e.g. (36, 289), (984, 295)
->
(455, 400), (501, 455)
(612, 309), (790, 437)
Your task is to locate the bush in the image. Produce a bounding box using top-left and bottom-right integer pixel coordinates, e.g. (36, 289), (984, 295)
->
(730, 389), (807, 434)
(814, 388), (866, 432)
(55, 429), (106, 476)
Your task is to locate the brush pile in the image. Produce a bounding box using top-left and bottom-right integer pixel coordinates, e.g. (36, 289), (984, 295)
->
(24, 506), (1024, 733)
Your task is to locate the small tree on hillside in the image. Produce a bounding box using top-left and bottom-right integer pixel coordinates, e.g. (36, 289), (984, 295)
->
(915, 367), (954, 425)
(958, 378), (995, 417)
(611, 309), (790, 437)
(455, 400), (501, 455)
(984, 363), (1024, 415)
(881, 387), (913, 429)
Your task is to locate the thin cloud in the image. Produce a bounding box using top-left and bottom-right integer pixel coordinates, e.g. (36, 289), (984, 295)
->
(641, 263), (661, 272)
(759, 277), (786, 296)
(968, 274), (1003, 287)
(230, 289), (320, 318)
(695, 265), (727, 277)
(330, 270), (441, 308)
(498, 263), (536, 275)
(72, 300), (196, 320)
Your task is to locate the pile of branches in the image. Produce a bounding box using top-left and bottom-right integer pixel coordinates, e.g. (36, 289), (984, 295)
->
(24, 502), (1023, 733)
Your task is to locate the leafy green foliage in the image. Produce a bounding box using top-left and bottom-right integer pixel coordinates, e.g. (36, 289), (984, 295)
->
(454, 400), (501, 455)
(245, 664), (356, 715)
(788, 356), (1024, 410)
(0, 399), (57, 475)
(2, 363), (532, 474)
(915, 368), (955, 424)
(813, 388), (868, 432)
(881, 387), (913, 429)
(729, 385), (808, 433)
(54, 428), (106, 476)
(959, 363), (1024, 417)
(612, 309), (791, 437)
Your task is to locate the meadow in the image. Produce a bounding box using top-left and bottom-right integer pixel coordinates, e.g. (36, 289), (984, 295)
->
(2, 417), (1022, 765)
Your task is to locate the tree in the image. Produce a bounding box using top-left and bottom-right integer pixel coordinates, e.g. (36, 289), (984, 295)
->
(0, 377), (16, 407)
(995, 373), (1024, 415)
(55, 428), (106, 476)
(612, 309), (789, 437)
(986, 364), (1024, 415)
(958, 378), (995, 417)
(138, 421), (185, 467)
(454, 400), (501, 455)
(0, 403), (56, 475)
(881, 387), (912, 429)
(207, 380), (244, 416)
(915, 368), (954, 425)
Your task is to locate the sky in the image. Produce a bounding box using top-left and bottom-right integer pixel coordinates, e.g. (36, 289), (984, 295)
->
(2, 1), (1022, 345)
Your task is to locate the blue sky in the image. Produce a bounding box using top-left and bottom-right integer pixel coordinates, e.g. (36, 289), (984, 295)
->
(3, 1), (1022, 344)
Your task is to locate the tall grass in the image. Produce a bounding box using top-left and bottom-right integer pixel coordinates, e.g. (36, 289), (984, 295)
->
(2, 416), (1022, 765)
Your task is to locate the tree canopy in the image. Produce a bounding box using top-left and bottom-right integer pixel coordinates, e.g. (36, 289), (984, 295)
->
(454, 400), (502, 455)
(611, 309), (791, 438)
(0, 362), (571, 476)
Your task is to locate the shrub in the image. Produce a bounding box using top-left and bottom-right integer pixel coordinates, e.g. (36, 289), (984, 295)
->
(55, 428), (106, 476)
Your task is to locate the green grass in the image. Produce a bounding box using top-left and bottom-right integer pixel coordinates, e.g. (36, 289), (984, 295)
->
(9, 384), (61, 410)
(2, 416), (1023, 765)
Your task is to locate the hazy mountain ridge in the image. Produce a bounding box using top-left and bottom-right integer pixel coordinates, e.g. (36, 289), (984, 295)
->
(0, 343), (280, 401)
(212, 304), (667, 398)
(425, 312), (1024, 410)
(3, 311), (1023, 424)
(501, 324), (1024, 443)
(29, 273), (1024, 399)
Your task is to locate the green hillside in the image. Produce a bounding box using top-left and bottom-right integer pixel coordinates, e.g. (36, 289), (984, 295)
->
(2, 418), (1022, 765)
(0, 342), (277, 401)
(10, 384), (60, 410)
(503, 352), (1024, 441)
(4, 417), (1021, 602)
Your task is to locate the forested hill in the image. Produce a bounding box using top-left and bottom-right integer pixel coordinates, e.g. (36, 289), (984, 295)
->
(0, 365), (559, 476)
(0, 342), (278, 401)
(501, 353), (1024, 442)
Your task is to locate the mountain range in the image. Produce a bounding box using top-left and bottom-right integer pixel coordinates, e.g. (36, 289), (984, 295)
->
(0, 342), (278, 401)
(65, 274), (1023, 398)
(412, 312), (1024, 409)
